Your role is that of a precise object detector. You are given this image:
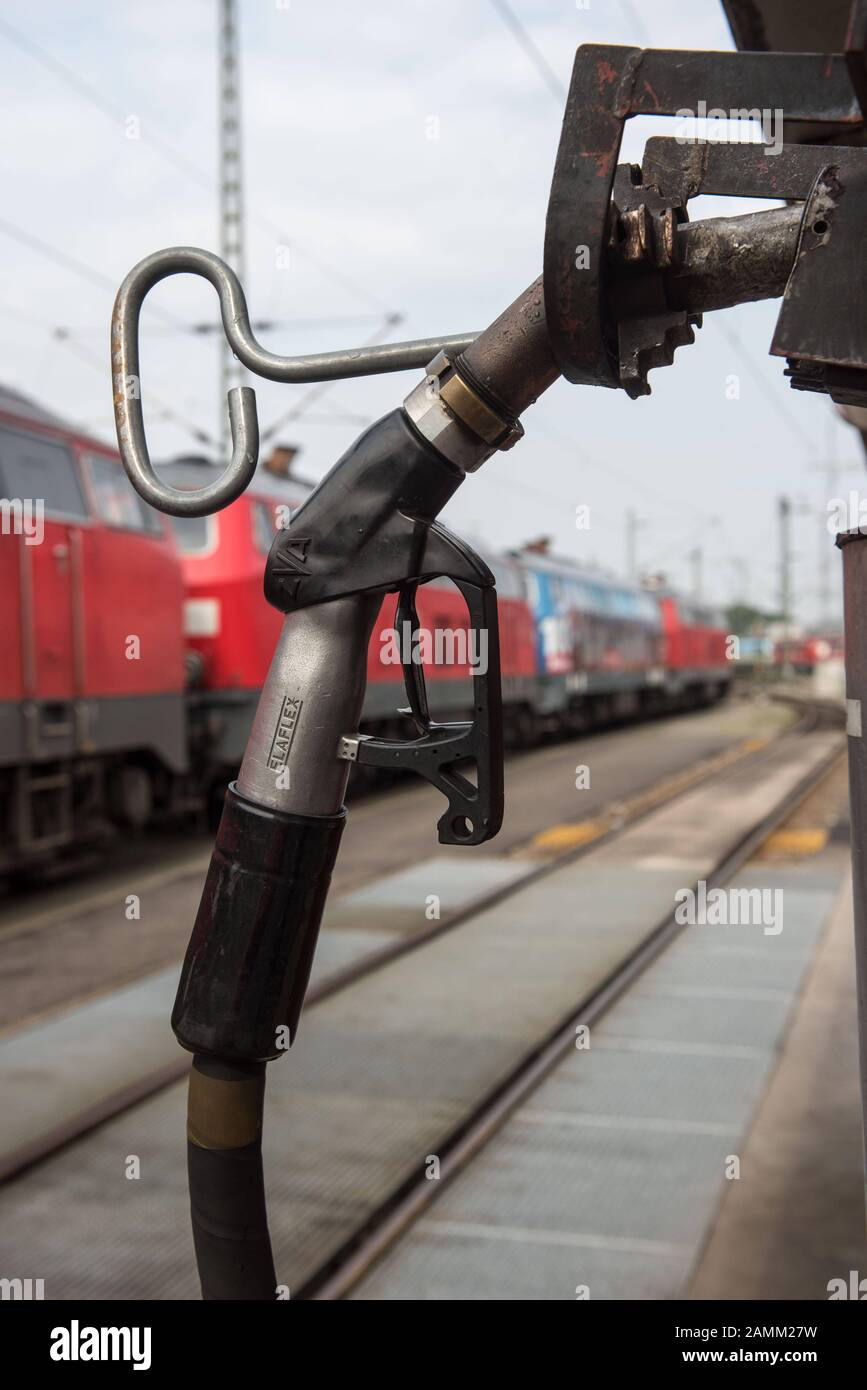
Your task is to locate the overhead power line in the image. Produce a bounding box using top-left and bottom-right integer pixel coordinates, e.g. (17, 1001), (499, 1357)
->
(0, 15), (392, 315)
(0, 215), (185, 329)
(259, 314), (402, 444)
(0, 216), (119, 294)
(51, 331), (214, 445)
(488, 0), (566, 104)
(616, 0), (652, 47)
(710, 315), (820, 457)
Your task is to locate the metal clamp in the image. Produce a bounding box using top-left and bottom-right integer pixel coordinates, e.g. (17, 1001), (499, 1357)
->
(543, 44), (863, 390)
(403, 349), (524, 472)
(111, 245), (479, 516)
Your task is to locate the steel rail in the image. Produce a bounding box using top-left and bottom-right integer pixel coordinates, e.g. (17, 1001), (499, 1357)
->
(0, 700), (837, 1184)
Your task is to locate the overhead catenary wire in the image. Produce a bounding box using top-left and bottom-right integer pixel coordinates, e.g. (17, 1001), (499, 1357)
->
(0, 215), (186, 330)
(258, 314), (403, 444)
(0, 14), (394, 317)
(615, 0), (652, 47)
(710, 315), (821, 458)
(52, 314), (398, 337)
(0, 206), (398, 458)
(531, 415), (725, 539)
(0, 291), (214, 442)
(487, 0), (566, 104)
(0, 15), (420, 459)
(51, 329), (215, 446)
(0, 214), (386, 345)
(0, 7), (825, 620)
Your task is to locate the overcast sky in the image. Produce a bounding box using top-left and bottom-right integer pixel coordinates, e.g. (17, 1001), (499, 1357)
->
(0, 0), (858, 625)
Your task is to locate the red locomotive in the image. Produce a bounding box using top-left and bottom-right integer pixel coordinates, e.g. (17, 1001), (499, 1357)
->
(773, 634), (841, 672)
(0, 387), (186, 873)
(0, 389), (732, 872)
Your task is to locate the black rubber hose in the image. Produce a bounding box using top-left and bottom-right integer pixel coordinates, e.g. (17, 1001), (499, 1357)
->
(187, 1054), (277, 1300)
(175, 788), (347, 1299)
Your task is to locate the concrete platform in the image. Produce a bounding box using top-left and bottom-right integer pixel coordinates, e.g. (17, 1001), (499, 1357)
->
(688, 871), (867, 1300)
(0, 721), (824, 1183)
(1, 699), (791, 1031)
(351, 859), (847, 1300)
(0, 854), (523, 1179)
(0, 728), (842, 1298)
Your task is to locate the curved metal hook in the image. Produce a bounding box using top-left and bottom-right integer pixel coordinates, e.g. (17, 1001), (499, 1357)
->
(111, 246), (478, 516)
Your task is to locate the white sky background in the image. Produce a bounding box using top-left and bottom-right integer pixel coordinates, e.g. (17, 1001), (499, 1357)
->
(0, 0), (859, 626)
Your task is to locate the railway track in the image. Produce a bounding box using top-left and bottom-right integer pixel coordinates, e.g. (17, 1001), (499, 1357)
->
(0, 696), (792, 1032)
(0, 699), (829, 1169)
(306, 704), (845, 1298)
(300, 699), (839, 1007)
(0, 695), (845, 1298)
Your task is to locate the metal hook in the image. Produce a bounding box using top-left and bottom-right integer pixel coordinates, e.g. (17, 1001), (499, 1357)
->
(111, 246), (478, 516)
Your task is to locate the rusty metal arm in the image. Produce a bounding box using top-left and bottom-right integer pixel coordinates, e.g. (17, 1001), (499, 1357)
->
(665, 205), (802, 314)
(465, 202), (804, 425)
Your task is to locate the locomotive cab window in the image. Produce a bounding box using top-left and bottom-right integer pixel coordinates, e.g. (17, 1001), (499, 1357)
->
(86, 453), (162, 533)
(252, 499), (279, 554)
(0, 424), (87, 519)
(168, 513), (217, 555)
(490, 558), (526, 600)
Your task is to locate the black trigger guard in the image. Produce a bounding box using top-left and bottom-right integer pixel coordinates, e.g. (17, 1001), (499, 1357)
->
(354, 571), (504, 847)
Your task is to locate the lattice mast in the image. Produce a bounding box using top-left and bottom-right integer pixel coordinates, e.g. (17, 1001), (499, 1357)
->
(218, 0), (246, 462)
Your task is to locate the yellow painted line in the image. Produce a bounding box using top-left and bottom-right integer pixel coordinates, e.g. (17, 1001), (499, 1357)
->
(520, 733), (779, 862)
(760, 828), (829, 857)
(530, 821), (607, 852)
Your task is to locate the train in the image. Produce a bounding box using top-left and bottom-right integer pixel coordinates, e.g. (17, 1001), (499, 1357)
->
(0, 387), (732, 873)
(733, 632), (844, 674)
(773, 635), (843, 673)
